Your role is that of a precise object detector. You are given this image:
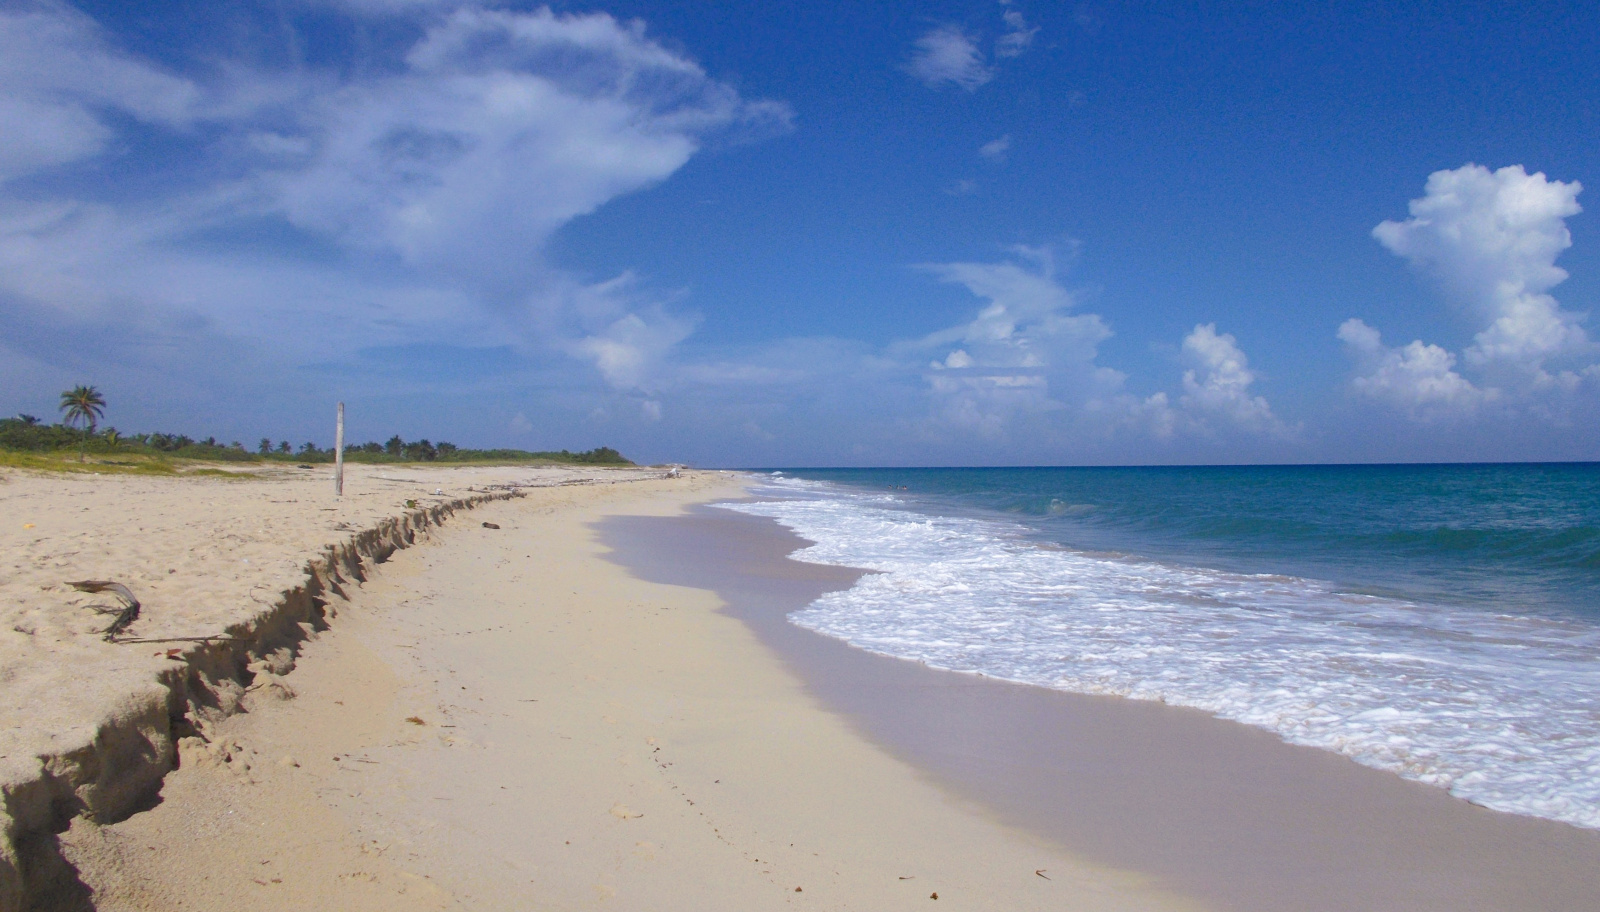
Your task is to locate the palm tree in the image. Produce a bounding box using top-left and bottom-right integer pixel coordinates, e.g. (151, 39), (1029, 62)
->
(59, 385), (106, 462)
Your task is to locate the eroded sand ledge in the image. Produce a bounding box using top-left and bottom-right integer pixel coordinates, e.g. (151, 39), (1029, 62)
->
(0, 463), (664, 910)
(46, 471), (1201, 911)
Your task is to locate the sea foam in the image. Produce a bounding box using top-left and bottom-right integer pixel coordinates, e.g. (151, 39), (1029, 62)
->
(724, 476), (1600, 830)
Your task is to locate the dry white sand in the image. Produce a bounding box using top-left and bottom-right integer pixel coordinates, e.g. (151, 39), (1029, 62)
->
(56, 473), (1202, 911)
(0, 461), (665, 909)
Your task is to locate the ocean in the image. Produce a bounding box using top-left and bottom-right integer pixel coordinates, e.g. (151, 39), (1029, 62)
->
(720, 464), (1600, 830)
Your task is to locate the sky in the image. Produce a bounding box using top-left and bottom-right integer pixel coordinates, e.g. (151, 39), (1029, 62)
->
(1, 0), (1598, 466)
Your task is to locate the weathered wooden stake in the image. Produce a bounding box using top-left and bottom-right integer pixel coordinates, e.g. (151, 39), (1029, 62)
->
(335, 401), (345, 497)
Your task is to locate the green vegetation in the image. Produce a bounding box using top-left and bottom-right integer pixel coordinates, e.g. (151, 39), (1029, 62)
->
(0, 448), (181, 475)
(0, 418), (632, 467)
(3, 389), (634, 471)
(58, 385), (106, 462)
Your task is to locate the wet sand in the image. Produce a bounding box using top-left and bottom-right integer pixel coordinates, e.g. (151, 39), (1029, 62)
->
(598, 504), (1600, 912)
(62, 473), (1199, 911)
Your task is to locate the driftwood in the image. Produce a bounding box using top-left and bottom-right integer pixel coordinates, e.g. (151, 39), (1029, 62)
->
(66, 580), (140, 641)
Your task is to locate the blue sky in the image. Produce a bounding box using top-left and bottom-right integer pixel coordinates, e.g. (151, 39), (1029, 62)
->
(1, 0), (1597, 465)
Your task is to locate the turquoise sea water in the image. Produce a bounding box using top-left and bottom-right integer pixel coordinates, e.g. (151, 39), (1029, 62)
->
(723, 464), (1600, 828)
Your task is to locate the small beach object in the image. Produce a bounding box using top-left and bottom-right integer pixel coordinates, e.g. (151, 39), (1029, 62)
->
(22, 523), (33, 529)
(67, 580), (140, 641)
(1035, 869), (1050, 880)
(930, 892), (938, 900)
(482, 522), (501, 529)
(334, 402), (345, 497)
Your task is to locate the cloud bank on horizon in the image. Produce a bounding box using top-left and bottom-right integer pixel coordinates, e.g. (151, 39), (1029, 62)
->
(0, 1), (1595, 465)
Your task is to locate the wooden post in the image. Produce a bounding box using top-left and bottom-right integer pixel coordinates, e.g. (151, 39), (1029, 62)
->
(334, 402), (345, 498)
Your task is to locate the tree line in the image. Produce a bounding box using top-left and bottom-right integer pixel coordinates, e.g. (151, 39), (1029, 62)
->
(2, 387), (632, 466)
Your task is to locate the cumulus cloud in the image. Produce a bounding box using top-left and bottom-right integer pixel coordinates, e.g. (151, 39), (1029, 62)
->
(1349, 164), (1596, 419)
(1179, 324), (1284, 433)
(893, 249), (1283, 445)
(546, 247), (1291, 461)
(1372, 164), (1589, 377)
(906, 26), (993, 91)
(906, 247), (1118, 434)
(1338, 318), (1488, 418)
(0, 4), (785, 398)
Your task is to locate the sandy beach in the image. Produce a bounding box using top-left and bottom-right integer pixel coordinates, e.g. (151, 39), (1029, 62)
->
(8, 466), (1600, 911)
(13, 468), (1196, 911)
(605, 505), (1600, 912)
(0, 461), (663, 909)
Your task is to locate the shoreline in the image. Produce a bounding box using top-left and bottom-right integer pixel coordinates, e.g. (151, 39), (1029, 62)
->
(34, 468), (1600, 910)
(59, 471), (1201, 910)
(598, 503), (1600, 912)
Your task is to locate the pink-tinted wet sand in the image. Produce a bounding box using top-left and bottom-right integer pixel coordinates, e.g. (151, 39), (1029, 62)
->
(600, 505), (1600, 912)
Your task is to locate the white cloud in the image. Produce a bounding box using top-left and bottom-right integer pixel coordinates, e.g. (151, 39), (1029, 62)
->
(0, 2), (199, 182)
(884, 250), (1291, 446)
(978, 135), (1011, 162)
(1372, 164), (1589, 376)
(1338, 318), (1488, 418)
(318, 0), (469, 13)
(919, 250), (1104, 364)
(1179, 323), (1283, 433)
(0, 4), (783, 393)
(1348, 164), (1596, 421)
(907, 5), (1039, 93)
(909, 247), (1118, 434)
(259, 7), (789, 280)
(906, 26), (993, 91)
(573, 306), (697, 391)
(996, 9), (1040, 58)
